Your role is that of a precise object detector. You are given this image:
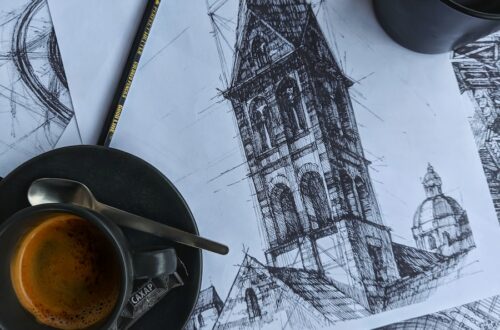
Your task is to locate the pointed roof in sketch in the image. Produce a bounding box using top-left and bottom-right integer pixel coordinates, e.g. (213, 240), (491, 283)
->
(229, 0), (347, 88)
(244, 0), (310, 45)
(234, 0), (309, 45)
(207, 247), (475, 329)
(212, 254), (369, 328)
(267, 265), (370, 320)
(390, 242), (447, 278)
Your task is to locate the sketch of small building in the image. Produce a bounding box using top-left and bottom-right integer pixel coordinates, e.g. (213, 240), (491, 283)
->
(212, 254), (369, 329)
(186, 286), (224, 330)
(186, 0), (479, 328)
(412, 164), (475, 256)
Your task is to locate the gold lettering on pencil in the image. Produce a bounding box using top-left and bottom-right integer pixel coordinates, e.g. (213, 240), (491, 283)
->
(137, 5), (158, 56)
(109, 105), (123, 134)
(121, 61), (138, 100)
(107, 2), (160, 137)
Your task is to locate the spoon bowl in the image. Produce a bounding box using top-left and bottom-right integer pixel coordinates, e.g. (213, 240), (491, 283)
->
(28, 178), (96, 209)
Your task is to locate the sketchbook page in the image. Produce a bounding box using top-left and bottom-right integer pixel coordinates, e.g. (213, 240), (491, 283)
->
(0, 0), (79, 177)
(55, 117), (83, 148)
(47, 0), (147, 144)
(377, 295), (500, 330)
(110, 0), (500, 329)
(374, 32), (500, 330)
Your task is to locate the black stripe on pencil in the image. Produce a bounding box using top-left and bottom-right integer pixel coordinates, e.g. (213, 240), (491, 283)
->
(97, 0), (161, 147)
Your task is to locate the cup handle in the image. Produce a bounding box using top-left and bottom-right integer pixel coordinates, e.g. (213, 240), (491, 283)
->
(132, 248), (177, 279)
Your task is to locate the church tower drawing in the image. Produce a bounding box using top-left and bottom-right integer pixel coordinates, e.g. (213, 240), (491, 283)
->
(222, 0), (399, 311)
(191, 1), (480, 328)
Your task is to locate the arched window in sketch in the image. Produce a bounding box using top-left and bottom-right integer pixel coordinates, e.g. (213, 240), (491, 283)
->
(339, 170), (359, 216)
(355, 176), (373, 222)
(245, 288), (261, 320)
(317, 81), (342, 138)
(308, 29), (327, 60)
(367, 243), (384, 283)
(428, 235), (437, 250)
(276, 77), (307, 139)
(197, 313), (204, 327)
(251, 36), (270, 67)
(271, 183), (302, 242)
(443, 232), (451, 246)
(334, 86), (353, 137)
(249, 97), (273, 152)
(300, 171), (330, 228)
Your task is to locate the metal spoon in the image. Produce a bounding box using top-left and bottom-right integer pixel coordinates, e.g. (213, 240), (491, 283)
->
(28, 178), (229, 255)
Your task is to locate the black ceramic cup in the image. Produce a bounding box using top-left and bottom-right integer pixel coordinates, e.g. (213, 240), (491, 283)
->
(0, 204), (178, 330)
(374, 0), (500, 54)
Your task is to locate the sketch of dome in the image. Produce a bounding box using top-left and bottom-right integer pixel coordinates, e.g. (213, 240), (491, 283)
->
(413, 195), (465, 229)
(412, 164), (475, 256)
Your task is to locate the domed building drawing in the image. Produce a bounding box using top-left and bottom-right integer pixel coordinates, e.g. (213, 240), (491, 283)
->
(412, 164), (475, 256)
(377, 30), (500, 330)
(185, 0), (480, 328)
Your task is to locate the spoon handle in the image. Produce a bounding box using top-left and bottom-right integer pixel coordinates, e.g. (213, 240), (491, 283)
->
(96, 203), (229, 255)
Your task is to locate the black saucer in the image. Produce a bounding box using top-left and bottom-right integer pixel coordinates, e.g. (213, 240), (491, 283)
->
(0, 145), (201, 330)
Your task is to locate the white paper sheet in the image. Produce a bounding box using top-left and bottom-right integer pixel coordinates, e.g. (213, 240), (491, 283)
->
(0, 0), (80, 177)
(372, 32), (500, 330)
(48, 0), (500, 329)
(47, 0), (147, 144)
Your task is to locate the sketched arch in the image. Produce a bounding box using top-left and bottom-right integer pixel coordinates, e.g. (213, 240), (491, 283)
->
(268, 176), (302, 242)
(354, 176), (374, 222)
(298, 164), (332, 227)
(297, 163), (322, 183)
(275, 76), (307, 136)
(339, 169), (359, 215)
(247, 96), (274, 151)
(269, 174), (292, 192)
(11, 0), (72, 125)
(250, 34), (270, 67)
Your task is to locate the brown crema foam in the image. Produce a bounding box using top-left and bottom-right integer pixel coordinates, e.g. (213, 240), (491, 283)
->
(10, 214), (121, 330)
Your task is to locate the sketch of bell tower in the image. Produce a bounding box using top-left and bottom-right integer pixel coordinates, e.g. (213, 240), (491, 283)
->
(221, 0), (400, 311)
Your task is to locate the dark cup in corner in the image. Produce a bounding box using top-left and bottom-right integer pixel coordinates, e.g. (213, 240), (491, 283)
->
(373, 0), (500, 54)
(0, 204), (178, 330)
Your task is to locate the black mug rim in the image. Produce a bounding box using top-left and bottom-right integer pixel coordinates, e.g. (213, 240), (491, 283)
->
(1, 204), (131, 330)
(443, 0), (500, 20)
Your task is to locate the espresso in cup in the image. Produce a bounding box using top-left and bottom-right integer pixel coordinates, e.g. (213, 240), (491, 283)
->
(10, 213), (121, 330)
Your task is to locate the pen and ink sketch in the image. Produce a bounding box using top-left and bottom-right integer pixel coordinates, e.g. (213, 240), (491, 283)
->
(375, 32), (500, 330)
(188, 1), (477, 329)
(109, 0), (499, 329)
(452, 36), (500, 223)
(0, 0), (76, 176)
(378, 295), (500, 330)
